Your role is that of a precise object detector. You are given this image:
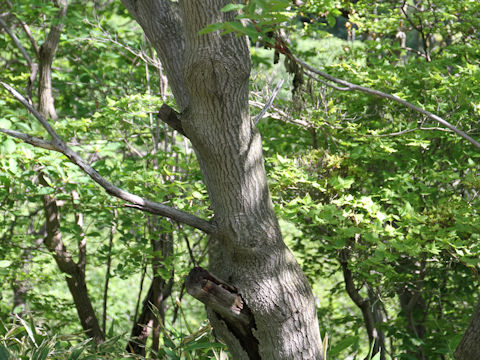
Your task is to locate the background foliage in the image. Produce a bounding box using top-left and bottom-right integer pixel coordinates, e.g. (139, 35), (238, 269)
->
(1, 0), (479, 359)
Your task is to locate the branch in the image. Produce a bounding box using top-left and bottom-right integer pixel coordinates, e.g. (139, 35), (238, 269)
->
(0, 17), (33, 67)
(0, 82), (216, 234)
(158, 103), (187, 137)
(367, 126), (450, 138)
(39, 173), (78, 275)
(254, 79), (284, 124)
(186, 267), (250, 326)
(339, 250), (366, 308)
(0, 128), (57, 150)
(291, 54), (480, 150)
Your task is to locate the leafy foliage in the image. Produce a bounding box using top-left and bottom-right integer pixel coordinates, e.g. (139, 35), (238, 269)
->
(1, 0), (479, 359)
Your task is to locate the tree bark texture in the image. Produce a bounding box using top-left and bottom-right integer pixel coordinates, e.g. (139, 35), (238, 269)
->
(455, 299), (480, 360)
(122, 1), (323, 358)
(37, 0), (68, 120)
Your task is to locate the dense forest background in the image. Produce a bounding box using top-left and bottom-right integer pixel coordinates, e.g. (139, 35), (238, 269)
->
(0, 0), (479, 359)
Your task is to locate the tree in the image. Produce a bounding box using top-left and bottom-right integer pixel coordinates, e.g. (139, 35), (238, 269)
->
(120, 1), (324, 358)
(3, 0), (325, 358)
(1, 0), (479, 358)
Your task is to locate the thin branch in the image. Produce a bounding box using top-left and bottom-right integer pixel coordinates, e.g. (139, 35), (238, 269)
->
(0, 17), (33, 67)
(289, 54), (480, 150)
(0, 82), (216, 234)
(0, 128), (57, 150)
(83, 19), (162, 71)
(367, 126), (450, 138)
(254, 79), (284, 124)
(5, 0), (40, 57)
(249, 99), (313, 128)
(19, 19), (40, 57)
(305, 71), (349, 91)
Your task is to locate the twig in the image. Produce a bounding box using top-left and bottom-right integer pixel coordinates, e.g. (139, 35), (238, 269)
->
(290, 54), (480, 150)
(254, 79), (284, 124)
(0, 17), (33, 67)
(0, 82), (216, 234)
(367, 126), (450, 138)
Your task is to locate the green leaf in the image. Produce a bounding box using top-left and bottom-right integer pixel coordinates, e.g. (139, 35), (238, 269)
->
(0, 118), (12, 128)
(192, 191), (203, 199)
(17, 316), (37, 347)
(182, 341), (224, 351)
(198, 23), (224, 35)
(2, 138), (16, 153)
(326, 14), (336, 28)
(0, 344), (10, 360)
(329, 335), (359, 356)
(221, 3), (244, 12)
(0, 260), (11, 268)
(164, 347), (180, 360)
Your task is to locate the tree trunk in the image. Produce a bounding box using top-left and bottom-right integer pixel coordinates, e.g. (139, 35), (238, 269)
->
(339, 250), (386, 360)
(127, 229), (174, 355)
(122, 1), (323, 358)
(126, 281), (156, 355)
(37, 0), (68, 120)
(455, 299), (480, 360)
(42, 190), (104, 344)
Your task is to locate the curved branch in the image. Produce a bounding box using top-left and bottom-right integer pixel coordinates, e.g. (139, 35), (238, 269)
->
(292, 55), (480, 150)
(0, 82), (216, 234)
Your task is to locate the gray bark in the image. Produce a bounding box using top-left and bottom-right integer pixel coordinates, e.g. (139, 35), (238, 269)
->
(38, 0), (68, 120)
(455, 299), (480, 360)
(122, 1), (323, 358)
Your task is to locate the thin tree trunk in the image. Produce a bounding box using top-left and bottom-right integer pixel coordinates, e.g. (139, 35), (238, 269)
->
(37, 0), (67, 120)
(339, 249), (386, 360)
(41, 186), (104, 343)
(126, 227), (173, 355)
(396, 258), (427, 360)
(126, 281), (156, 355)
(33, 0), (104, 343)
(102, 213), (115, 334)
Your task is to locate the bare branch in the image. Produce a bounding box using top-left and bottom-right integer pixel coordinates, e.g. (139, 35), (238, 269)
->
(83, 19), (162, 71)
(0, 82), (216, 234)
(0, 128), (57, 151)
(254, 79), (284, 124)
(305, 72), (349, 91)
(185, 267), (256, 344)
(19, 19), (40, 57)
(367, 126), (450, 138)
(0, 17), (33, 67)
(1, 5), (39, 101)
(290, 55), (480, 150)
(249, 99), (314, 128)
